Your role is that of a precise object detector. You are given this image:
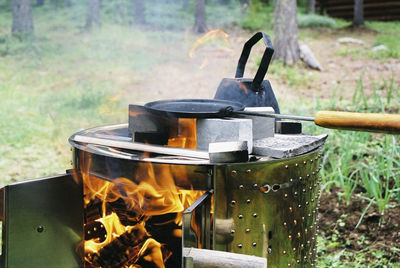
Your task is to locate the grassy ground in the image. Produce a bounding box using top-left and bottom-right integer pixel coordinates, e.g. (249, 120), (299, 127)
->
(0, 0), (399, 266)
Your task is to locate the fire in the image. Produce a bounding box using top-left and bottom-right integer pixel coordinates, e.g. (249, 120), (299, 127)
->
(189, 29), (229, 58)
(81, 157), (204, 267)
(167, 118), (197, 149)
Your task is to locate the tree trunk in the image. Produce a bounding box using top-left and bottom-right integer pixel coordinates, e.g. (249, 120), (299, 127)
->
(193, 0), (207, 33)
(353, 0), (364, 26)
(36, 0), (44, 6)
(133, 0), (145, 24)
(307, 0), (315, 13)
(273, 0), (300, 65)
(12, 0), (34, 35)
(86, 0), (100, 30)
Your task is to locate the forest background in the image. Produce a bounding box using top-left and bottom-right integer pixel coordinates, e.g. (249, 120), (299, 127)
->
(1, 0), (400, 266)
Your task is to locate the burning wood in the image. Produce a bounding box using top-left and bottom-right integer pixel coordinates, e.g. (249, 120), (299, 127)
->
(80, 158), (204, 268)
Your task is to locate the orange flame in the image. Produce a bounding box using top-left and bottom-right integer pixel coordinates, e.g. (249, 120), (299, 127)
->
(167, 118), (197, 149)
(189, 29), (229, 58)
(82, 158), (204, 267)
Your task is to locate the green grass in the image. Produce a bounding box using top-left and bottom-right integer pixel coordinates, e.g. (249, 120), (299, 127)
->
(298, 13), (336, 28)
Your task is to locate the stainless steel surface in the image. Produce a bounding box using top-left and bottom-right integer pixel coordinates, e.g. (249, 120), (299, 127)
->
(72, 134), (209, 160)
(213, 149), (323, 268)
(1, 174), (83, 268)
(182, 191), (213, 250)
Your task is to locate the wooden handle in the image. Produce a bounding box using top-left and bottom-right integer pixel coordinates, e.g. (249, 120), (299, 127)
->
(314, 111), (400, 134)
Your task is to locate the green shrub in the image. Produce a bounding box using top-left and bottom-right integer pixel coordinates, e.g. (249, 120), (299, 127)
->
(298, 14), (336, 28)
(241, 0), (273, 31)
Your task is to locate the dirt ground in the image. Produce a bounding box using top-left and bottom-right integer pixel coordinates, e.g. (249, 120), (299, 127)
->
(319, 187), (400, 262)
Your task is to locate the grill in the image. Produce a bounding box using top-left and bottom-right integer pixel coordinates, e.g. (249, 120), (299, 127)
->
(0, 32), (328, 268)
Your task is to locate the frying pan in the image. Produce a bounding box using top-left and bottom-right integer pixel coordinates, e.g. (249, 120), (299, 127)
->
(144, 99), (400, 134)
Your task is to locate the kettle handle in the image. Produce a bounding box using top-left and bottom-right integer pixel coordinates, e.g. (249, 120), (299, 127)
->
(235, 32), (274, 92)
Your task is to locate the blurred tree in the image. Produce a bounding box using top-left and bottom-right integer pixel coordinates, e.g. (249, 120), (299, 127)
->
(12, 0), (34, 35)
(86, 0), (100, 30)
(193, 0), (207, 33)
(133, 0), (145, 24)
(36, 0), (44, 6)
(64, 0), (69, 7)
(307, 0), (315, 13)
(273, 0), (300, 65)
(183, 0), (190, 10)
(353, 0), (364, 26)
(259, 0), (269, 4)
(218, 0), (230, 4)
(239, 0), (251, 5)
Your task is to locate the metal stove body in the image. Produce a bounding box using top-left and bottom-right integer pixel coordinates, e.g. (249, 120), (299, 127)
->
(1, 120), (323, 268)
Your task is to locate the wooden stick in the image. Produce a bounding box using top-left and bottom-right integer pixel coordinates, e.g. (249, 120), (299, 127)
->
(183, 248), (267, 268)
(314, 111), (400, 134)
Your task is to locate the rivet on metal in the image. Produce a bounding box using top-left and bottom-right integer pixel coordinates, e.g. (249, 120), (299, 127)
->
(309, 186), (313, 190)
(282, 250), (287, 255)
(311, 198), (314, 202)
(246, 199), (251, 204)
(303, 189), (306, 193)
(289, 207), (293, 212)
(231, 200), (236, 206)
(290, 178), (293, 182)
(295, 163), (299, 167)
(293, 247), (296, 252)
(288, 235), (292, 240)
(307, 240), (311, 244)
(285, 165), (289, 169)
(230, 229), (235, 234)
(310, 159), (313, 163)
(312, 171), (315, 175)
(297, 232), (301, 238)
(308, 213), (311, 217)
(253, 213), (258, 218)
(253, 183), (259, 189)
(231, 170), (237, 176)
(284, 193), (288, 198)
(304, 256), (307, 260)
(301, 244), (304, 248)
(288, 264), (291, 267)
(238, 215), (243, 219)
(294, 191), (298, 196)
(237, 244), (242, 248)
(298, 204), (302, 208)
(299, 176), (303, 181)
(306, 201), (309, 205)
(246, 169), (252, 174)
(297, 260), (300, 264)
(303, 161), (307, 165)
(305, 228), (308, 234)
(293, 220), (297, 225)
(268, 247), (272, 254)
(307, 174), (310, 178)
(246, 228), (251, 233)
(283, 222), (287, 227)
(302, 216), (305, 221)
(261, 184), (270, 194)
(239, 185), (244, 190)
(252, 242), (257, 247)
